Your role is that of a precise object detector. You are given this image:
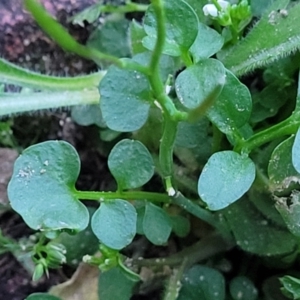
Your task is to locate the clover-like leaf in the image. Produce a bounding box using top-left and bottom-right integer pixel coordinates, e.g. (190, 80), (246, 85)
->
(108, 139), (154, 190)
(8, 141), (89, 232)
(99, 62), (151, 132)
(91, 199), (137, 250)
(230, 276), (258, 300)
(280, 275), (300, 300)
(143, 0), (198, 56)
(143, 202), (172, 245)
(178, 265), (225, 300)
(198, 151), (256, 210)
(190, 23), (224, 62)
(175, 59), (226, 109)
(207, 70), (252, 135)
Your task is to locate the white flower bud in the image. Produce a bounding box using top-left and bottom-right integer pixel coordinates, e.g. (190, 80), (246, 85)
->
(203, 4), (218, 17)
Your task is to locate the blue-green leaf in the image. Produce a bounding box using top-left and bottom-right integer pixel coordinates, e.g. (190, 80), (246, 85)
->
(99, 63), (151, 132)
(198, 151), (256, 210)
(175, 59), (226, 109)
(207, 70), (252, 135)
(108, 139), (154, 190)
(98, 266), (137, 300)
(143, 0), (198, 56)
(143, 203), (172, 245)
(178, 265), (225, 300)
(190, 23), (224, 62)
(91, 199), (137, 250)
(8, 141), (89, 232)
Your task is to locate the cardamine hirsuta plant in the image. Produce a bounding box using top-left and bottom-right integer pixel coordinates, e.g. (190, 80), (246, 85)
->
(2, 0), (300, 299)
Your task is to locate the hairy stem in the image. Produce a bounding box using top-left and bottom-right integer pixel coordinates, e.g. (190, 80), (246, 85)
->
(0, 89), (99, 116)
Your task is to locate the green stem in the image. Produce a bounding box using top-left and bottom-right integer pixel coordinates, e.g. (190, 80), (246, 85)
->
(172, 192), (231, 239)
(75, 190), (171, 203)
(132, 233), (233, 269)
(0, 89), (99, 116)
(234, 114), (300, 153)
(159, 117), (178, 180)
(0, 58), (105, 90)
(96, 1), (148, 14)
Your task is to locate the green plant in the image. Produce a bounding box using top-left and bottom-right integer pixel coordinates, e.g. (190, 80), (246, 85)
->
(3, 0), (300, 299)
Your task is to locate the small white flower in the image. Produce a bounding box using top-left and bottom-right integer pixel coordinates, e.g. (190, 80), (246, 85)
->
(203, 4), (218, 17)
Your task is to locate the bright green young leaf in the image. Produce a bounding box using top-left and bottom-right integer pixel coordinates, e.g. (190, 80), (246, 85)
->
(218, 0), (300, 76)
(198, 151), (256, 211)
(178, 265), (225, 300)
(143, 202), (172, 245)
(275, 190), (300, 238)
(98, 266), (137, 300)
(190, 23), (224, 62)
(88, 16), (131, 61)
(143, 0), (198, 56)
(230, 276), (258, 300)
(175, 59), (226, 109)
(91, 199), (137, 250)
(268, 136), (300, 191)
(280, 275), (300, 299)
(223, 198), (296, 255)
(7, 141), (89, 232)
(99, 62), (151, 132)
(206, 70), (252, 135)
(108, 139), (154, 190)
(292, 128), (300, 173)
(130, 20), (147, 55)
(170, 215), (190, 238)
(26, 294), (61, 300)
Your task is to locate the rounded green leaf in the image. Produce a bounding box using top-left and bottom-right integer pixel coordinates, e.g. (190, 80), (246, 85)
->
(99, 63), (151, 132)
(190, 23), (224, 62)
(178, 265), (225, 300)
(143, 0), (198, 56)
(8, 141), (89, 232)
(143, 202), (172, 245)
(108, 139), (154, 190)
(198, 151), (256, 210)
(207, 70), (252, 135)
(230, 276), (258, 300)
(170, 215), (190, 238)
(175, 59), (226, 109)
(268, 136), (299, 190)
(91, 199), (137, 250)
(26, 294), (61, 300)
(98, 266), (137, 300)
(292, 128), (300, 173)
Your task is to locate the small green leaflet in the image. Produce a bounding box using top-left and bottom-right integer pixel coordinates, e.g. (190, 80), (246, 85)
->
(8, 141), (89, 232)
(108, 139), (154, 190)
(26, 294), (61, 300)
(143, 202), (172, 245)
(143, 0), (198, 56)
(280, 275), (300, 299)
(198, 151), (256, 210)
(91, 199), (137, 250)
